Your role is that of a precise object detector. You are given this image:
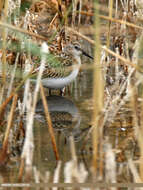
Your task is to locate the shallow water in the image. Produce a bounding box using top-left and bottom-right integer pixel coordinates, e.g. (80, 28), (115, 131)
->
(33, 66), (94, 175)
(0, 43), (139, 186)
(30, 61), (138, 183)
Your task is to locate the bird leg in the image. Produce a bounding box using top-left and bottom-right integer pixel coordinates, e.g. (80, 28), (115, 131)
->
(49, 89), (52, 96)
(60, 87), (66, 96)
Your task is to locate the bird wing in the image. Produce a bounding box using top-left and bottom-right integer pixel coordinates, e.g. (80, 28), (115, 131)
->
(31, 54), (73, 79)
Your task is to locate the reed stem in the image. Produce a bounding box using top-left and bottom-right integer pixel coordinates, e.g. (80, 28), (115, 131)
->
(106, 0), (113, 49)
(40, 83), (60, 161)
(92, 0), (104, 176)
(2, 94), (18, 151)
(1, 0), (8, 84)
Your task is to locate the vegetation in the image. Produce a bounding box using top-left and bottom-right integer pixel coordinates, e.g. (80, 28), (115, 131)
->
(0, 0), (143, 188)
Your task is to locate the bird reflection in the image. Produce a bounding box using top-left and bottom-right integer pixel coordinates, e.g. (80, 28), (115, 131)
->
(36, 95), (89, 141)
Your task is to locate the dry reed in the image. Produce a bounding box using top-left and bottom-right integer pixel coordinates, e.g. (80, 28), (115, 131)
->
(72, 0), (77, 26)
(0, 94), (18, 164)
(52, 161), (62, 189)
(78, 11), (143, 31)
(1, 0), (143, 186)
(1, 0), (8, 84)
(19, 42), (48, 180)
(128, 159), (142, 183)
(106, 0), (113, 49)
(104, 142), (116, 183)
(130, 32), (143, 182)
(0, 21), (48, 41)
(40, 83), (60, 161)
(7, 53), (19, 97)
(91, 0), (104, 178)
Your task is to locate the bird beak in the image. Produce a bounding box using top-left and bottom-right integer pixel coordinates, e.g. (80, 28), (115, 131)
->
(81, 49), (93, 59)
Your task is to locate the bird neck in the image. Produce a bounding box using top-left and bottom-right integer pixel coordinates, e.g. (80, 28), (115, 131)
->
(73, 54), (81, 66)
(63, 56), (81, 85)
(71, 54), (81, 71)
(71, 55), (81, 73)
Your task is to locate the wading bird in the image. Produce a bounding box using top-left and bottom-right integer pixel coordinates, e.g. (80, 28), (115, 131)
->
(31, 43), (93, 95)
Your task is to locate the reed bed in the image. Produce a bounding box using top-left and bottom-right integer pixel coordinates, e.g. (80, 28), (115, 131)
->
(0, 0), (143, 189)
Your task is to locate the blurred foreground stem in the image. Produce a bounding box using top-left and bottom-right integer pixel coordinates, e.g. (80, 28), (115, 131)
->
(92, 0), (104, 176)
(1, 0), (8, 84)
(106, 0), (113, 49)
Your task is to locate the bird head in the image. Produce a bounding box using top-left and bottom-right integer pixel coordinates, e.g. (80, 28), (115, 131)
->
(63, 43), (93, 59)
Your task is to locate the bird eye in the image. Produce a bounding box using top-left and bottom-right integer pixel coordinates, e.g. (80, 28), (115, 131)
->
(74, 45), (80, 50)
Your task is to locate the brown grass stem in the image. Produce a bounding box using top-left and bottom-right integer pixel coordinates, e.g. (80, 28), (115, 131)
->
(1, 0), (8, 85)
(139, 129), (143, 181)
(0, 94), (18, 165)
(0, 0), (4, 18)
(115, 0), (118, 18)
(18, 158), (25, 182)
(40, 83), (60, 161)
(78, 0), (82, 25)
(72, 0), (77, 26)
(130, 84), (143, 180)
(1, 32), (6, 84)
(49, 13), (58, 29)
(57, 0), (63, 20)
(7, 53), (19, 97)
(106, 0), (113, 49)
(128, 159), (142, 183)
(77, 11), (143, 31)
(2, 93), (18, 151)
(134, 36), (143, 178)
(0, 86), (5, 107)
(137, 75), (143, 180)
(0, 92), (15, 125)
(99, 136), (104, 180)
(92, 0), (104, 176)
(0, 21), (48, 41)
(69, 135), (77, 164)
(139, 85), (143, 181)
